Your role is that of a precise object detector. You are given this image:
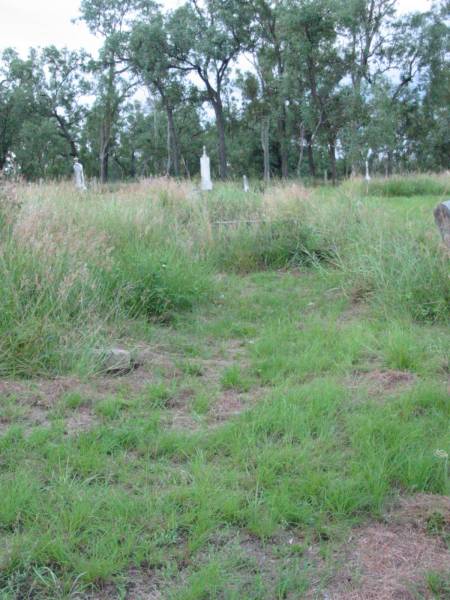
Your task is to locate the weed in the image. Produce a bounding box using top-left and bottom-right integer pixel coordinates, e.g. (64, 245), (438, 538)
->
(143, 382), (172, 408)
(191, 392), (212, 415)
(221, 366), (252, 392)
(62, 392), (88, 410)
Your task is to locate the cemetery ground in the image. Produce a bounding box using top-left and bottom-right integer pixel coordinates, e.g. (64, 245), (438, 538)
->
(0, 176), (449, 599)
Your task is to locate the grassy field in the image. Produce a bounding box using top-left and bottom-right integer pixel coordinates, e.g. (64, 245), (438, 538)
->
(0, 175), (449, 599)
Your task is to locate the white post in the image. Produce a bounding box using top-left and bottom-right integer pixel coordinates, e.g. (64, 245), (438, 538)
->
(200, 146), (213, 191)
(243, 175), (249, 193)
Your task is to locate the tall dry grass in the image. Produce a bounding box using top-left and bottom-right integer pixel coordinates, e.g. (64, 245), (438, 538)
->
(0, 176), (448, 376)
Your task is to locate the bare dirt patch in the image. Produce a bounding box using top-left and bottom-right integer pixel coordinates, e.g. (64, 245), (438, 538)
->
(316, 494), (450, 600)
(212, 389), (247, 421)
(0, 337), (253, 436)
(347, 369), (417, 397)
(87, 568), (163, 600)
(64, 406), (98, 435)
(169, 388), (261, 432)
(338, 298), (370, 323)
(0, 376), (81, 408)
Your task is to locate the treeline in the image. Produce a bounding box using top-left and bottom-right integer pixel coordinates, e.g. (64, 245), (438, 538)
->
(0, 0), (448, 182)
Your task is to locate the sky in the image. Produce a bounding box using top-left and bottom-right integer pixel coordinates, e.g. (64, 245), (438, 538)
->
(0, 0), (432, 57)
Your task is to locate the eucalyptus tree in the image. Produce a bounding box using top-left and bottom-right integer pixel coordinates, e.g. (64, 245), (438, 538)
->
(167, 0), (254, 179)
(79, 0), (152, 181)
(35, 46), (90, 158)
(238, 63), (277, 181)
(336, 0), (398, 174)
(285, 0), (346, 183)
(249, 0), (292, 177)
(409, 1), (450, 170)
(129, 14), (185, 176)
(0, 49), (29, 169)
(0, 47), (89, 175)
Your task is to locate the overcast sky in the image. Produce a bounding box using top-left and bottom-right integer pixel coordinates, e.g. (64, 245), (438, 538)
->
(0, 0), (432, 57)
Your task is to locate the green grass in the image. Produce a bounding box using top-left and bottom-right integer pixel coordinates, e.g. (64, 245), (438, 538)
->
(365, 174), (449, 197)
(0, 176), (449, 597)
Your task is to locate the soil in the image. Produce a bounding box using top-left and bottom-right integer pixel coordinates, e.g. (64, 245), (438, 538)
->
(314, 494), (450, 600)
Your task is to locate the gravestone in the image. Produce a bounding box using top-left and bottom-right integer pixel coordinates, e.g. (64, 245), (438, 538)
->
(200, 147), (213, 191)
(3, 151), (20, 179)
(365, 149), (372, 183)
(243, 175), (249, 193)
(73, 157), (87, 191)
(434, 200), (450, 250)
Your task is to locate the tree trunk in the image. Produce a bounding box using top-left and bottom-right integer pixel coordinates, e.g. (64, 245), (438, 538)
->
(130, 150), (136, 179)
(306, 132), (316, 177)
(277, 106), (289, 178)
(213, 98), (228, 179)
(328, 137), (337, 185)
(296, 123), (305, 178)
(261, 118), (270, 183)
(100, 149), (109, 183)
(386, 150), (393, 177)
(166, 105), (180, 177)
(181, 155), (191, 179)
(99, 122), (110, 184)
(53, 112), (78, 158)
(349, 124), (359, 178)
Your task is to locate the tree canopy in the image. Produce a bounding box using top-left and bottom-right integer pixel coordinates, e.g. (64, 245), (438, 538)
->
(1, 0), (448, 181)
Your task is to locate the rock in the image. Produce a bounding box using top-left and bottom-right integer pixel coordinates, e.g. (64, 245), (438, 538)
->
(434, 200), (450, 249)
(97, 348), (134, 375)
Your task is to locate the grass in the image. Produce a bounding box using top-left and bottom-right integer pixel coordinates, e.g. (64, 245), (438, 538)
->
(0, 175), (449, 598)
(345, 173), (450, 197)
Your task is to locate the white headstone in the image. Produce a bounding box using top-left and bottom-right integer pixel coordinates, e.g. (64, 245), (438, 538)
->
(243, 175), (249, 193)
(200, 147), (213, 191)
(365, 149), (372, 182)
(3, 151), (20, 178)
(73, 158), (87, 191)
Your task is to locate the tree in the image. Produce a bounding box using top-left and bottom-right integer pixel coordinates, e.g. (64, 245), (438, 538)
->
(337, 0), (397, 174)
(0, 47), (89, 176)
(250, 1), (292, 178)
(129, 14), (185, 176)
(168, 0), (254, 179)
(79, 0), (147, 181)
(286, 0), (346, 183)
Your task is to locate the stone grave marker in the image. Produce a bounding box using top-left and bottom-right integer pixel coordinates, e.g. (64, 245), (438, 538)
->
(200, 147), (213, 191)
(434, 200), (450, 250)
(73, 157), (87, 191)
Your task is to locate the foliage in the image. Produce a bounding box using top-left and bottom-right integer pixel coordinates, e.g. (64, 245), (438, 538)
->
(1, 1), (449, 180)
